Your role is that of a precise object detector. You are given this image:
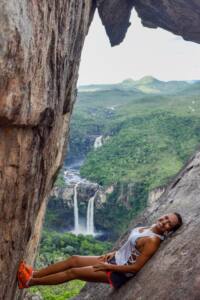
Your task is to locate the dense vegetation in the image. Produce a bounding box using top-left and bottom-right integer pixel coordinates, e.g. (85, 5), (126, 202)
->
(81, 112), (200, 188)
(30, 230), (111, 299)
(68, 78), (200, 163)
(50, 77), (200, 238)
(30, 281), (85, 300)
(69, 77), (200, 236)
(37, 230), (112, 265)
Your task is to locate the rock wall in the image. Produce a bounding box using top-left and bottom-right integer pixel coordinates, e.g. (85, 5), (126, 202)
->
(148, 186), (166, 208)
(0, 1), (95, 299)
(73, 148), (200, 300)
(134, 0), (200, 44)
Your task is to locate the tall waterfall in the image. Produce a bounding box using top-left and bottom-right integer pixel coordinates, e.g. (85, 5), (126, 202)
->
(94, 136), (103, 149)
(74, 183), (80, 234)
(86, 193), (96, 235)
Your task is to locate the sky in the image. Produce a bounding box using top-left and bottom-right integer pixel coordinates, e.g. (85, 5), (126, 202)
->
(78, 9), (200, 86)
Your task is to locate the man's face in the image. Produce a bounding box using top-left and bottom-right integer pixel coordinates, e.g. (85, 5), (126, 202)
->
(156, 213), (179, 233)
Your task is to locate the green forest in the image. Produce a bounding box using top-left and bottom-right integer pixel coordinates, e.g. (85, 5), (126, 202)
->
(31, 77), (200, 299)
(76, 78), (200, 236)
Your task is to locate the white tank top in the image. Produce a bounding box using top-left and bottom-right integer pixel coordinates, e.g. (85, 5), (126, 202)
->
(115, 227), (164, 265)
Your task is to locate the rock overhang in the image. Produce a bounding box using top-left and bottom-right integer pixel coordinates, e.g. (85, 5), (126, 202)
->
(96, 0), (200, 46)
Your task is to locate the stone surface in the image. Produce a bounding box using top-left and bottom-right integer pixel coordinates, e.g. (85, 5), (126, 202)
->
(97, 0), (200, 45)
(96, 0), (134, 46)
(134, 0), (200, 44)
(23, 292), (43, 300)
(148, 186), (166, 208)
(73, 148), (200, 300)
(0, 1), (95, 299)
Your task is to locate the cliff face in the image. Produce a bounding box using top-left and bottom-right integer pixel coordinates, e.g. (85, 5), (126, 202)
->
(1, 1), (200, 300)
(0, 1), (95, 299)
(148, 186), (166, 208)
(73, 149), (200, 300)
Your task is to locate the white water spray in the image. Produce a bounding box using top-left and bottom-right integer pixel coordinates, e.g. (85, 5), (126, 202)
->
(94, 136), (103, 149)
(86, 193), (96, 235)
(74, 183), (80, 234)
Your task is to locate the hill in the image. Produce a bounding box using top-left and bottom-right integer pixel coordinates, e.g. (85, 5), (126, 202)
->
(78, 76), (192, 94)
(65, 78), (200, 238)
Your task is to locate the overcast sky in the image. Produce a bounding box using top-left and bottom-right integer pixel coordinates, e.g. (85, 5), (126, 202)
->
(78, 9), (200, 86)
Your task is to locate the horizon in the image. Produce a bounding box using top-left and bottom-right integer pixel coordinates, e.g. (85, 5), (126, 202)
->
(78, 75), (199, 87)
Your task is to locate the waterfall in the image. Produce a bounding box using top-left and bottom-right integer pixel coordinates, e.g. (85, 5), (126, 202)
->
(74, 183), (80, 234)
(73, 181), (97, 236)
(94, 136), (103, 149)
(86, 193), (96, 235)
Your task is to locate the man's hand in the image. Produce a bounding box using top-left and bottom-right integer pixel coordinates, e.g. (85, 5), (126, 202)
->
(93, 262), (111, 272)
(98, 251), (115, 262)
